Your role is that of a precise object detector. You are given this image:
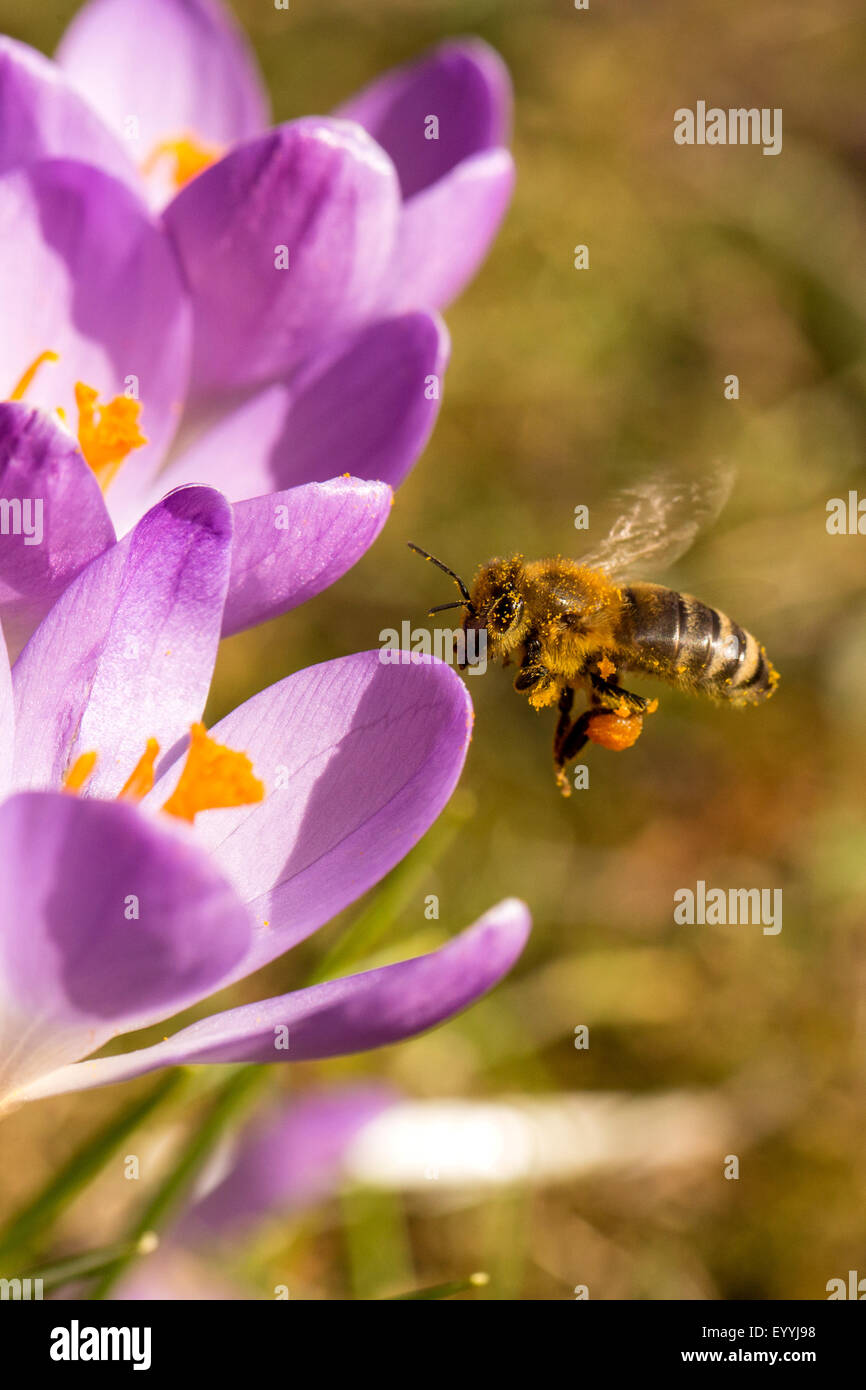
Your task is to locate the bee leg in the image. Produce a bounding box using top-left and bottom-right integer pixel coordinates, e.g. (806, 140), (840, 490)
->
(588, 672), (648, 716)
(514, 637), (555, 704)
(553, 707), (594, 796)
(552, 686), (574, 767)
(553, 687), (576, 795)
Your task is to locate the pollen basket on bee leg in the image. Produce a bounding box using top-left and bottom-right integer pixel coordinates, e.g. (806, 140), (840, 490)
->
(586, 711), (645, 751)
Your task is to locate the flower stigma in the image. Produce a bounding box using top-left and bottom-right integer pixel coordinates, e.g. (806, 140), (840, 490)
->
(73, 382), (147, 490)
(8, 351), (147, 492)
(162, 724), (265, 823)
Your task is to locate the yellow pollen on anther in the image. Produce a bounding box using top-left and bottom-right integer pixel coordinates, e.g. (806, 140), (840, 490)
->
(9, 349), (60, 401)
(142, 133), (223, 189)
(162, 723), (265, 824)
(118, 738), (160, 803)
(62, 751), (98, 794)
(74, 382), (148, 491)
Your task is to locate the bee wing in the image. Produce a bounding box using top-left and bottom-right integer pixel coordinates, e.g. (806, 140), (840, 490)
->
(577, 468), (734, 579)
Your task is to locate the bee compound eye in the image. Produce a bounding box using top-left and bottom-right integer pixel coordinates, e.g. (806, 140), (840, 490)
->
(491, 592), (523, 633)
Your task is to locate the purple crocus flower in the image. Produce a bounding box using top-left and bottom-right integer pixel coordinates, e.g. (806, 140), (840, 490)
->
(0, 149), (430, 650)
(0, 4), (513, 644)
(180, 1085), (400, 1239)
(3, 0), (513, 396)
(1, 1), (514, 389)
(0, 484), (530, 1112)
(110, 1084), (398, 1300)
(50, 0), (514, 301)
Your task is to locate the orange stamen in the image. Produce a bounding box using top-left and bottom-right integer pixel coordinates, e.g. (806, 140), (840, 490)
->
(74, 382), (148, 491)
(9, 349), (59, 401)
(57, 730), (261, 821)
(162, 723), (265, 824)
(118, 738), (160, 802)
(62, 750), (98, 793)
(142, 133), (223, 189)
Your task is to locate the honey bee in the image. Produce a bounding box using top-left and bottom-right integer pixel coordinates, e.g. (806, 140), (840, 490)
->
(409, 472), (779, 795)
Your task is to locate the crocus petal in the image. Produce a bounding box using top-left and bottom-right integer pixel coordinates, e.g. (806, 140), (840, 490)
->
(221, 478), (392, 639)
(0, 403), (116, 655)
(0, 790), (250, 1108)
(337, 38), (512, 199)
(385, 148), (515, 312)
(12, 487), (231, 797)
(17, 900), (530, 1100)
(56, 0), (269, 156)
(181, 1085), (396, 1238)
(0, 37), (137, 186)
(262, 311), (449, 490)
(261, 312), (450, 492)
(0, 623), (12, 794)
(0, 159), (191, 532)
(157, 312), (449, 501)
(148, 653), (472, 978)
(163, 120), (400, 398)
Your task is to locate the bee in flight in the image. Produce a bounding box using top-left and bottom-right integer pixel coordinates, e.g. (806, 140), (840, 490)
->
(409, 472), (779, 795)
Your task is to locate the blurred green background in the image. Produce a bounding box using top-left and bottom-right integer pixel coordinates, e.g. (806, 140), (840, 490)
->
(2, 0), (866, 1300)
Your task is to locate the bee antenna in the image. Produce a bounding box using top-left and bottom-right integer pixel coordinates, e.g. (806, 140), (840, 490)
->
(407, 543), (474, 610)
(428, 600), (470, 615)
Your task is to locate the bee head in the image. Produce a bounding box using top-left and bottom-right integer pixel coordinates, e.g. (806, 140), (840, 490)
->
(464, 558), (527, 649)
(407, 547), (527, 660)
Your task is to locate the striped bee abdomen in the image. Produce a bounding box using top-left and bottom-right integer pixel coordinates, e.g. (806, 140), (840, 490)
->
(614, 582), (778, 704)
